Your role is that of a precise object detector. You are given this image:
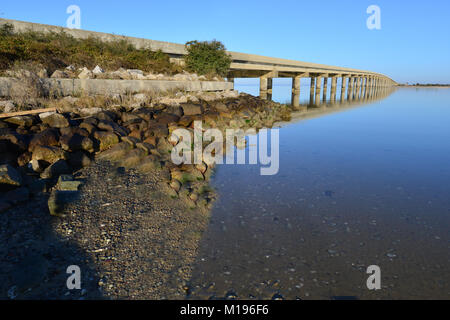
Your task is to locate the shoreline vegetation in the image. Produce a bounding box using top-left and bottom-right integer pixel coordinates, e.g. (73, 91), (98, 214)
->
(0, 23), (232, 82)
(0, 22), (300, 299)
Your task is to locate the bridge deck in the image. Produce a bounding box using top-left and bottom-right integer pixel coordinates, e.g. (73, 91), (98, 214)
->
(0, 18), (395, 83)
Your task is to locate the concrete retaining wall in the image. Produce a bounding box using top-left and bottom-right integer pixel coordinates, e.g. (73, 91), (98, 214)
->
(0, 77), (234, 97)
(0, 18), (186, 56)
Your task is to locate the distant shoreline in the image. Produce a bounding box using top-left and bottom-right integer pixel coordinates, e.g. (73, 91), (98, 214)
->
(397, 84), (450, 88)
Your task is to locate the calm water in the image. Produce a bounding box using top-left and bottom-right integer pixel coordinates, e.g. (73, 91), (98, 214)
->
(187, 86), (450, 300)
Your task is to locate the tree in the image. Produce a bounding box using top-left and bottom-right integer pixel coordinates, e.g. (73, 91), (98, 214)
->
(184, 40), (232, 77)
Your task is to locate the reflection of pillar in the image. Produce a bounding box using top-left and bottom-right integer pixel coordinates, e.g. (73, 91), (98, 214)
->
(372, 77), (377, 99)
(360, 77), (365, 99)
(371, 77), (375, 98)
(347, 77), (354, 100)
(341, 76), (347, 102)
(291, 76), (301, 107)
(359, 77), (364, 99)
(363, 77), (369, 100)
(260, 77), (272, 100)
(355, 77), (361, 100)
(330, 76), (337, 103)
(323, 77), (328, 102)
(309, 77), (316, 105)
(315, 76), (322, 105)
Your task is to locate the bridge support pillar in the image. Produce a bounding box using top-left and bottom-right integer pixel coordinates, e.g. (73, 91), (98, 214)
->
(309, 77), (316, 105)
(363, 77), (369, 100)
(330, 76), (338, 103)
(260, 77), (273, 100)
(356, 77), (361, 100)
(291, 76), (301, 107)
(370, 78), (374, 97)
(323, 77), (328, 102)
(315, 76), (322, 106)
(340, 76), (347, 102)
(347, 77), (354, 101)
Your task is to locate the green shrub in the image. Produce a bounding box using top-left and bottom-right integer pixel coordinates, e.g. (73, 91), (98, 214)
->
(184, 40), (232, 77)
(0, 23), (182, 74)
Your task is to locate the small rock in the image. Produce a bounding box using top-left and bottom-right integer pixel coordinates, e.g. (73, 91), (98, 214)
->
(57, 175), (82, 191)
(60, 133), (94, 153)
(28, 128), (60, 152)
(272, 293), (284, 300)
(213, 102), (229, 113)
(225, 290), (238, 300)
(48, 190), (79, 217)
(92, 65), (105, 74)
(37, 68), (48, 78)
(0, 164), (22, 188)
(40, 113), (69, 128)
(4, 116), (34, 127)
(0, 100), (16, 113)
(94, 131), (119, 151)
(40, 159), (71, 179)
(96, 142), (133, 161)
(17, 152), (32, 167)
(78, 68), (94, 79)
(51, 70), (70, 78)
(181, 103), (203, 116)
(32, 145), (67, 164)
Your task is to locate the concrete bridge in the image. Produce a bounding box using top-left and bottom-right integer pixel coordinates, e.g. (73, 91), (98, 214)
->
(227, 51), (396, 107)
(0, 18), (396, 106)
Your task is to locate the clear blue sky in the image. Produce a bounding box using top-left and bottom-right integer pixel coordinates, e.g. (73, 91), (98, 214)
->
(1, 0), (449, 83)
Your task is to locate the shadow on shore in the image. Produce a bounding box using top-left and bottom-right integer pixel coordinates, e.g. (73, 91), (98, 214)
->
(0, 193), (103, 300)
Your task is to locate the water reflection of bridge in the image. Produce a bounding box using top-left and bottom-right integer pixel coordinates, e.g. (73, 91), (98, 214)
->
(274, 86), (397, 126)
(261, 76), (396, 108)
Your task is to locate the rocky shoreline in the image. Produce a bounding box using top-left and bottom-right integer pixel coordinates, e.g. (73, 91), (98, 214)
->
(0, 88), (296, 299)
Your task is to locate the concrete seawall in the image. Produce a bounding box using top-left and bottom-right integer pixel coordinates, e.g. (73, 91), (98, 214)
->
(0, 77), (234, 97)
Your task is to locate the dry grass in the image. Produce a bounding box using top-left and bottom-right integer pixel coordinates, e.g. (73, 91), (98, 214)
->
(0, 23), (183, 75)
